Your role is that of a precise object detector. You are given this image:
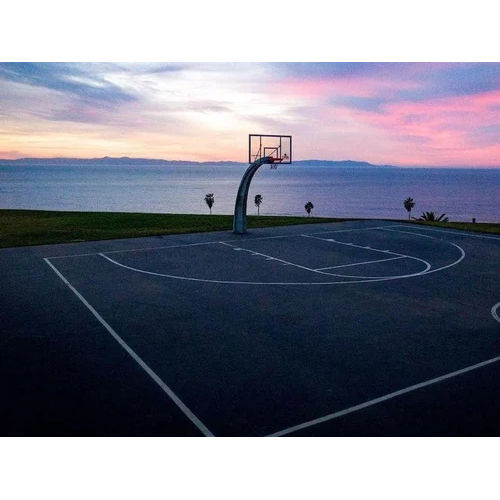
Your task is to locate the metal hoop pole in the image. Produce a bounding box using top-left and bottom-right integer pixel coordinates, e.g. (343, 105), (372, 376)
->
(233, 156), (270, 234)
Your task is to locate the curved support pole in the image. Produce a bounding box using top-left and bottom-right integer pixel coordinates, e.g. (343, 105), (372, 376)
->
(233, 157), (271, 234)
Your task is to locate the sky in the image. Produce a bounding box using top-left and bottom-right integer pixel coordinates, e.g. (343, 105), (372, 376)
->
(0, 62), (499, 166)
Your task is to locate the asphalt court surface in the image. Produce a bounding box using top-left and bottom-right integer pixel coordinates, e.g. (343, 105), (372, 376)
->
(1, 220), (499, 436)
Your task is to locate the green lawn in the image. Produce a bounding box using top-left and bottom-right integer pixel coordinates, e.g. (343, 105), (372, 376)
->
(1, 210), (498, 249)
(0, 210), (347, 248)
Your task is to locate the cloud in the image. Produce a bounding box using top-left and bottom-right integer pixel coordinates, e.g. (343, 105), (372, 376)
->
(329, 95), (385, 112)
(0, 62), (136, 105)
(331, 90), (500, 164)
(0, 62), (498, 165)
(396, 63), (500, 101)
(267, 63), (500, 109)
(270, 62), (391, 78)
(143, 63), (194, 74)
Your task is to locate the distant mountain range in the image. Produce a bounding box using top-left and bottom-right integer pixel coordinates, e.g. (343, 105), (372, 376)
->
(0, 156), (393, 168)
(293, 160), (392, 167)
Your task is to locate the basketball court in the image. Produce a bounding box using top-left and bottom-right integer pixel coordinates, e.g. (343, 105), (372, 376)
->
(2, 135), (500, 436)
(2, 219), (500, 436)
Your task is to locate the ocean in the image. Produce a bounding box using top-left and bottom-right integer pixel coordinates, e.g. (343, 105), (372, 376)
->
(1, 163), (499, 222)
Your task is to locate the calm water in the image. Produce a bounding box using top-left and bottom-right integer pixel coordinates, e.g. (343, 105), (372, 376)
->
(1, 163), (499, 222)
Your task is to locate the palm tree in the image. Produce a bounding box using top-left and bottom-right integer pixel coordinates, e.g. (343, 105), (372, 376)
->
(204, 193), (214, 215)
(304, 201), (314, 216)
(413, 211), (448, 222)
(403, 197), (415, 220)
(254, 194), (263, 216)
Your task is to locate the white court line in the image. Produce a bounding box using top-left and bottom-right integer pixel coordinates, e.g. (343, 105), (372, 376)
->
(492, 302), (500, 324)
(47, 240), (222, 259)
(301, 233), (432, 276)
(44, 224), (393, 259)
(99, 226), (465, 285)
(269, 353), (500, 436)
(301, 233), (406, 257)
(308, 225), (391, 236)
(43, 221), (494, 260)
(378, 227), (438, 239)
(99, 252), (419, 286)
(376, 228), (466, 275)
(315, 256), (405, 271)
(227, 233), (298, 242)
(388, 224), (500, 241)
(218, 241), (340, 278)
(44, 234), (305, 259)
(43, 257), (214, 437)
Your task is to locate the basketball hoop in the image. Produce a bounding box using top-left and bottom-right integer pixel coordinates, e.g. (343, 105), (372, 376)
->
(269, 156), (278, 169)
(234, 134), (293, 234)
(249, 135), (292, 165)
(269, 152), (289, 168)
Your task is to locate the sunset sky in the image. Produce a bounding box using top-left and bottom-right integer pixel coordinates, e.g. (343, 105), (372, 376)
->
(0, 62), (498, 166)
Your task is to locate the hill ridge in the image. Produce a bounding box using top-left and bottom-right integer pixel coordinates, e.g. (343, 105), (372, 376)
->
(0, 156), (392, 167)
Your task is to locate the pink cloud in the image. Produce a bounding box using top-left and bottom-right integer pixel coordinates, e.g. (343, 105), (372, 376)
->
(269, 75), (421, 99)
(315, 90), (500, 165)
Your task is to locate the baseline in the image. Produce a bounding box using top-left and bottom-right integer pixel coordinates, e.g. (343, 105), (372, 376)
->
(387, 224), (500, 241)
(307, 225), (391, 236)
(44, 224), (394, 260)
(47, 240), (222, 260)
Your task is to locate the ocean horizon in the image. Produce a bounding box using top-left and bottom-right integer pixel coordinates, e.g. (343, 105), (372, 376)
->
(1, 162), (499, 222)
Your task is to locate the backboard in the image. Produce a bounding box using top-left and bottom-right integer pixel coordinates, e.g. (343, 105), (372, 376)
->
(249, 134), (292, 164)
